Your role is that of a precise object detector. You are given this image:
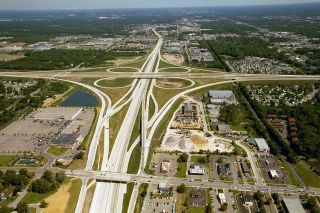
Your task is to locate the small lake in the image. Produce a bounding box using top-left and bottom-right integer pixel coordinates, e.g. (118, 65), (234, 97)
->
(60, 90), (98, 107)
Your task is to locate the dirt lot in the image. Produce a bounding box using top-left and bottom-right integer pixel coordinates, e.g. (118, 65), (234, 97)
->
(44, 181), (72, 213)
(162, 54), (184, 65)
(0, 53), (25, 61)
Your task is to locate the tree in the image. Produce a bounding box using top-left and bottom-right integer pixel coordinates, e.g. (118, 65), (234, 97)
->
(40, 200), (48, 208)
(179, 153), (188, 163)
(220, 204), (228, 211)
(177, 184), (186, 193)
(55, 172), (65, 184)
(16, 202), (28, 213)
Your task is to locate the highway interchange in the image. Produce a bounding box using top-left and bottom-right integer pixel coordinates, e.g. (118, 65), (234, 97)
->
(1, 29), (320, 213)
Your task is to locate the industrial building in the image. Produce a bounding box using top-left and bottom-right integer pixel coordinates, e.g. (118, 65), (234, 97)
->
(247, 138), (270, 153)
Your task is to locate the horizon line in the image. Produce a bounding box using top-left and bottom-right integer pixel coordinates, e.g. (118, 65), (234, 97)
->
(0, 1), (320, 12)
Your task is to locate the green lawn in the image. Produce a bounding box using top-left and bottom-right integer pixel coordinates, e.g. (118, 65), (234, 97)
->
(191, 155), (209, 168)
(109, 104), (129, 155)
(294, 161), (320, 188)
(108, 67), (138, 72)
(127, 145), (141, 174)
(46, 146), (69, 156)
(0, 155), (16, 166)
(159, 59), (179, 69)
(156, 78), (192, 88)
(97, 78), (133, 87)
(280, 160), (299, 186)
(22, 192), (54, 204)
(187, 206), (206, 213)
(148, 97), (155, 120)
(175, 161), (187, 178)
(65, 178), (82, 213)
(122, 183), (134, 213)
(29, 207), (37, 213)
(159, 67), (189, 72)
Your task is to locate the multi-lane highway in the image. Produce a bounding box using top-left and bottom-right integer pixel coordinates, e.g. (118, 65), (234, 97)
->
(88, 29), (163, 213)
(1, 27), (320, 213)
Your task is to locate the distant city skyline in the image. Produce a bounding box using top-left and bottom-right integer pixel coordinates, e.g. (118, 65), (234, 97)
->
(0, 0), (320, 10)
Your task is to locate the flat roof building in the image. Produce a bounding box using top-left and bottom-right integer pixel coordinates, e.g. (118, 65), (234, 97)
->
(269, 170), (279, 179)
(255, 138), (270, 152)
(189, 163), (205, 175)
(218, 193), (227, 204)
(208, 90), (234, 99)
(282, 198), (305, 213)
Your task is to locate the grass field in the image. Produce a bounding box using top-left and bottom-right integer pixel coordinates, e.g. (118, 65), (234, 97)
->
(159, 67), (189, 72)
(83, 182), (96, 213)
(22, 192), (54, 204)
(122, 183), (134, 213)
(0, 155), (16, 166)
(280, 160), (299, 186)
(148, 97), (155, 120)
(156, 78), (192, 89)
(46, 146), (69, 156)
(93, 129), (104, 171)
(153, 87), (185, 109)
(294, 161), (320, 188)
(97, 78), (133, 88)
(99, 86), (132, 104)
(188, 206), (206, 213)
(108, 67), (139, 72)
(134, 183), (148, 213)
(65, 178), (82, 213)
(109, 104), (129, 155)
(175, 161), (187, 178)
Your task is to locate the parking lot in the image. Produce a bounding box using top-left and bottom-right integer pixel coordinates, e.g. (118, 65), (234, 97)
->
(258, 155), (289, 184)
(150, 153), (179, 177)
(142, 184), (177, 213)
(210, 189), (236, 212)
(0, 107), (94, 155)
(210, 155), (239, 183)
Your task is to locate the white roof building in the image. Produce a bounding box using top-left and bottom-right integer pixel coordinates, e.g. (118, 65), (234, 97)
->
(208, 90), (234, 99)
(254, 138), (270, 152)
(269, 170), (279, 179)
(218, 193), (227, 204)
(283, 198), (305, 213)
(189, 163), (205, 175)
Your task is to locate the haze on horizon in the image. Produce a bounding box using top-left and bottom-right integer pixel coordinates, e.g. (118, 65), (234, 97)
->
(1, 0), (320, 10)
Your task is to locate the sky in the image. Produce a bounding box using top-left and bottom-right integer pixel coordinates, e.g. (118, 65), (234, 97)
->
(1, 0), (320, 10)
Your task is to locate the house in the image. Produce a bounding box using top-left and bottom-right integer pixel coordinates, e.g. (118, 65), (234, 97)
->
(188, 189), (206, 206)
(189, 163), (205, 175)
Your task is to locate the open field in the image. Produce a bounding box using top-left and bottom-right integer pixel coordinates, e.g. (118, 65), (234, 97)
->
(153, 87), (187, 109)
(96, 78), (133, 88)
(109, 104), (129, 155)
(162, 54), (185, 65)
(106, 56), (143, 66)
(294, 161), (320, 188)
(122, 183), (134, 213)
(83, 181), (96, 213)
(156, 78), (192, 89)
(44, 180), (72, 213)
(0, 53), (25, 61)
(0, 155), (16, 166)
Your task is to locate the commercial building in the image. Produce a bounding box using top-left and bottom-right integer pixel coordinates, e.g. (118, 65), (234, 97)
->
(218, 193), (227, 204)
(269, 170), (279, 179)
(160, 160), (170, 173)
(247, 138), (270, 153)
(189, 163), (205, 175)
(282, 198), (305, 213)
